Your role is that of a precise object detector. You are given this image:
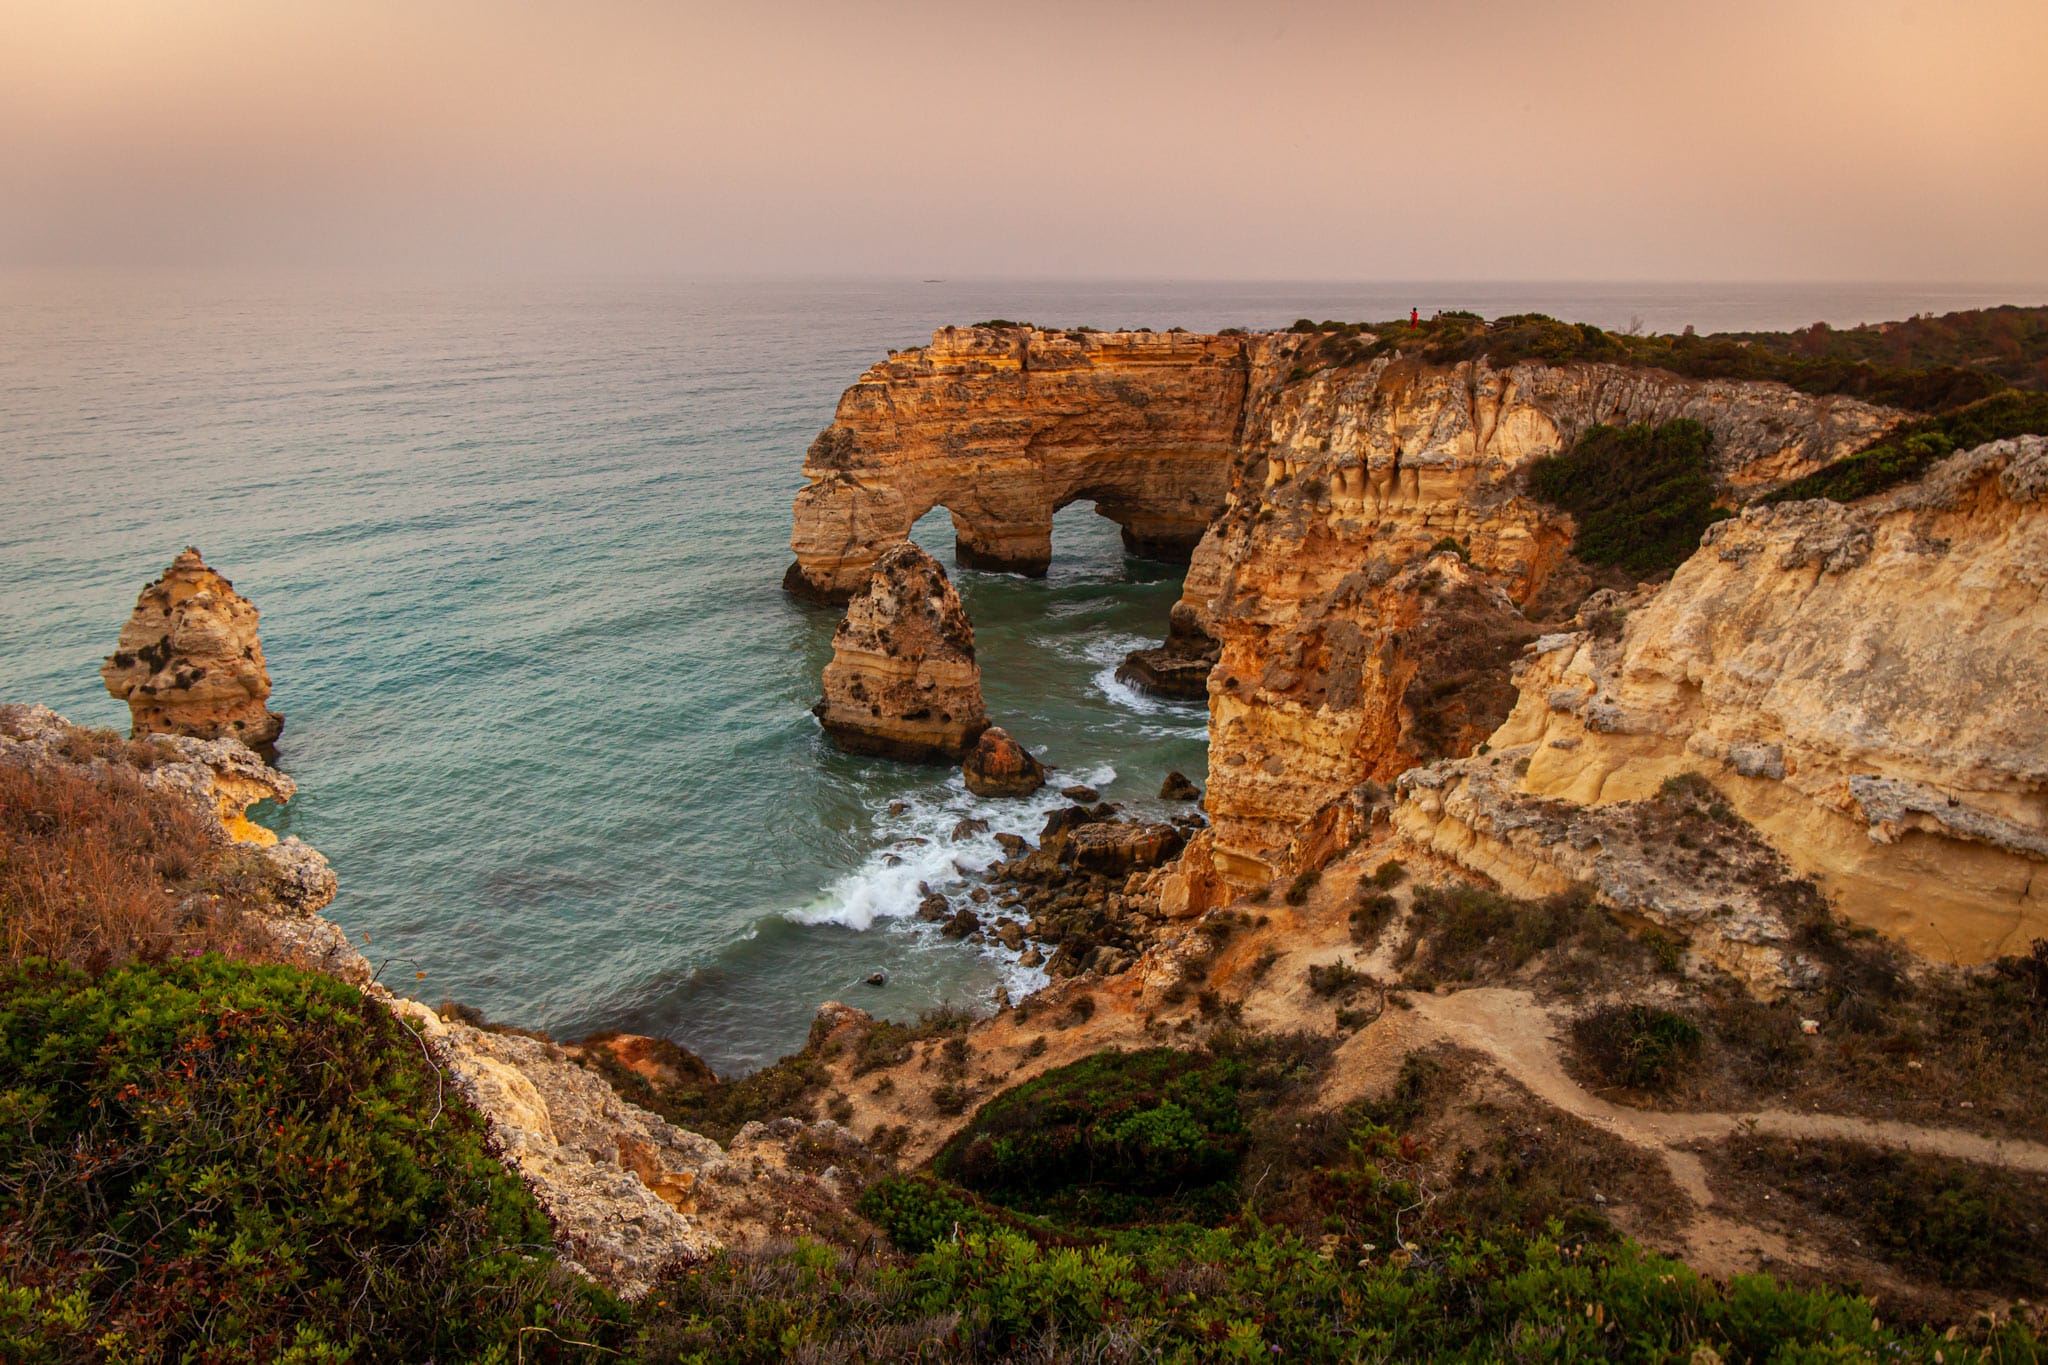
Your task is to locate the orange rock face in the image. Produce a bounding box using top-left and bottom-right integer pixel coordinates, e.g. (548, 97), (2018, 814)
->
(962, 726), (1046, 797)
(102, 548), (282, 751)
(814, 543), (988, 761)
(786, 326), (1251, 602)
(1188, 354), (1900, 884)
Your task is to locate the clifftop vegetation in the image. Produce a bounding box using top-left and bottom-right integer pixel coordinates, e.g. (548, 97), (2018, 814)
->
(1285, 305), (2048, 414)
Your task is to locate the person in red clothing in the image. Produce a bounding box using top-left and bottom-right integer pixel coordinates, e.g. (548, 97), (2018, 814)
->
(1409, 307), (1420, 327)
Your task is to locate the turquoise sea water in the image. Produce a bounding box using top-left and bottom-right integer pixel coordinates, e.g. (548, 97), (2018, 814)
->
(4, 276), (2041, 1072)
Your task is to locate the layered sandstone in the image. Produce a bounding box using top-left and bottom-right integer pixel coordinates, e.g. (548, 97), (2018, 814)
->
(1396, 436), (2048, 966)
(786, 326), (1251, 602)
(814, 542), (988, 760)
(1191, 354), (1901, 883)
(102, 547), (283, 750)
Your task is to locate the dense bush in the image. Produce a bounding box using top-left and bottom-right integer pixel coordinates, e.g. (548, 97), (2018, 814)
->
(0, 955), (617, 1363)
(1762, 388), (2048, 505)
(933, 1049), (1248, 1225)
(1527, 419), (1731, 576)
(1572, 1003), (1704, 1091)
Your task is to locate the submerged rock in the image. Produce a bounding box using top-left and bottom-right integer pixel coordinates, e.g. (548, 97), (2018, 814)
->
(962, 726), (1046, 797)
(813, 543), (988, 761)
(102, 547), (282, 750)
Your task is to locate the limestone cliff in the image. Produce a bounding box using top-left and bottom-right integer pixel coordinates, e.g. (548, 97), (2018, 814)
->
(1190, 354), (1898, 883)
(102, 547), (283, 750)
(786, 326), (1251, 602)
(814, 542), (988, 760)
(1396, 436), (2048, 967)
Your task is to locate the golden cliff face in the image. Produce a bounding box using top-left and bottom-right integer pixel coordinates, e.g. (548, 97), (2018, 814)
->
(102, 547), (282, 751)
(1191, 356), (1897, 883)
(786, 326), (1251, 602)
(1397, 436), (2048, 968)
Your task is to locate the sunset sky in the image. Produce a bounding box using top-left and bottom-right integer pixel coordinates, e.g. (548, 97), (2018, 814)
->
(4, 0), (2044, 280)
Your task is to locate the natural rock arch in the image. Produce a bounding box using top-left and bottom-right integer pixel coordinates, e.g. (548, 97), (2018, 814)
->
(784, 326), (1250, 603)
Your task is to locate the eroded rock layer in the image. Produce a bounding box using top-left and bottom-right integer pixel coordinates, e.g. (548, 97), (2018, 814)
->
(814, 542), (987, 761)
(786, 326), (1251, 602)
(102, 547), (283, 750)
(1190, 354), (1901, 882)
(1397, 436), (2048, 966)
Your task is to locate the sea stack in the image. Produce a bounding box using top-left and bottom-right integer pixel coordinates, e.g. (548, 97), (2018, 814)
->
(814, 542), (987, 761)
(962, 726), (1046, 797)
(102, 547), (283, 751)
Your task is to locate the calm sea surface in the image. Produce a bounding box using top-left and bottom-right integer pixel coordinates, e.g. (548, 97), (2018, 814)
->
(4, 276), (2040, 1071)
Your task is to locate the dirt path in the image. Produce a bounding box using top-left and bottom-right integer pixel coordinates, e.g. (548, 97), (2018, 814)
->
(1405, 987), (2048, 1173)
(1398, 987), (2048, 1275)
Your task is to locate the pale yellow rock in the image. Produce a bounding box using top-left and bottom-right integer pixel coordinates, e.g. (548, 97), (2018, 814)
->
(1411, 437), (2048, 964)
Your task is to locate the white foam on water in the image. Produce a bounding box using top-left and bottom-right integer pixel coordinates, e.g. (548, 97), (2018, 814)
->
(785, 760), (1117, 935)
(1092, 662), (1207, 732)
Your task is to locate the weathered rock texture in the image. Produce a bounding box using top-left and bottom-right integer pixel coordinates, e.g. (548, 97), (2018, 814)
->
(389, 1000), (867, 1300)
(1190, 353), (1898, 883)
(962, 725), (1045, 797)
(1397, 437), (2048, 966)
(787, 326), (1251, 601)
(815, 542), (988, 760)
(102, 548), (283, 750)
(0, 703), (349, 972)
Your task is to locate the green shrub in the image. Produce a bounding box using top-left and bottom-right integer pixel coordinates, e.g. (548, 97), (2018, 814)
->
(933, 1049), (1248, 1225)
(1763, 388), (2048, 505)
(1370, 859), (1407, 889)
(1283, 868), (1321, 905)
(0, 956), (618, 1364)
(1405, 883), (1608, 981)
(1528, 419), (1731, 576)
(1350, 892), (1399, 946)
(1572, 1003), (1704, 1091)
(855, 1174), (1005, 1254)
(1306, 959), (1368, 998)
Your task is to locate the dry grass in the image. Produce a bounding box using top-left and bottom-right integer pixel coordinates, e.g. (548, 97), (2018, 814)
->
(0, 759), (271, 974)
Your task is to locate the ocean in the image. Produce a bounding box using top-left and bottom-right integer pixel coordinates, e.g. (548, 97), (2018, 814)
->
(3, 275), (2040, 1073)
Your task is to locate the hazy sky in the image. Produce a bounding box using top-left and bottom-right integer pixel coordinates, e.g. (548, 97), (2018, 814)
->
(4, 0), (2044, 280)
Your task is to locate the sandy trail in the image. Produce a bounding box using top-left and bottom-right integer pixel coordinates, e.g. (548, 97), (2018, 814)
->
(1404, 987), (2048, 1173)
(1396, 986), (2048, 1277)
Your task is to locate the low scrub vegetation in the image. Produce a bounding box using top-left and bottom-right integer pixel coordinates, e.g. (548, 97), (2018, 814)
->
(1283, 308), (2045, 413)
(1527, 419), (1730, 576)
(1709, 1136), (2048, 1296)
(932, 1048), (1250, 1225)
(0, 757), (276, 973)
(1762, 388), (2048, 505)
(0, 955), (616, 1363)
(1572, 1003), (1704, 1091)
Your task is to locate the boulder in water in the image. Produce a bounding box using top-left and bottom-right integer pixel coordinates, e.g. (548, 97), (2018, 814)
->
(962, 726), (1046, 797)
